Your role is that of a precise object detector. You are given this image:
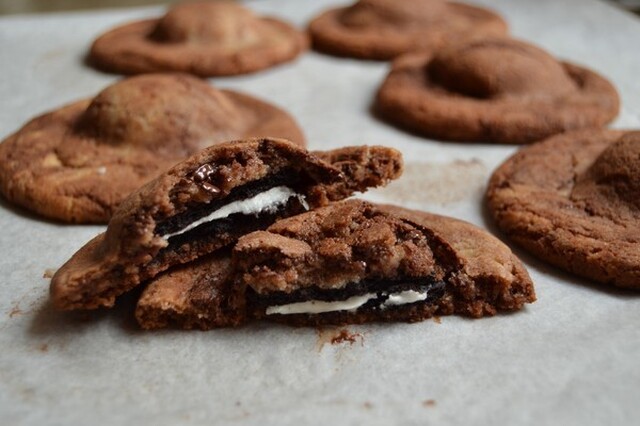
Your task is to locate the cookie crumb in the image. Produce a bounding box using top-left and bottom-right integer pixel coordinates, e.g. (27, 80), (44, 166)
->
(330, 329), (363, 346)
(363, 402), (373, 409)
(38, 343), (49, 352)
(423, 399), (436, 407)
(9, 305), (23, 318)
(43, 268), (57, 279)
(432, 316), (441, 324)
(316, 327), (364, 350)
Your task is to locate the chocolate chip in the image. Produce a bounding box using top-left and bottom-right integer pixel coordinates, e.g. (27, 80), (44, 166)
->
(201, 182), (221, 194)
(193, 164), (215, 182)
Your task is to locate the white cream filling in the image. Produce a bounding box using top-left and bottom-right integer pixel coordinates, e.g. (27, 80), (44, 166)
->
(381, 290), (428, 307)
(265, 288), (430, 316)
(266, 294), (376, 315)
(161, 186), (308, 239)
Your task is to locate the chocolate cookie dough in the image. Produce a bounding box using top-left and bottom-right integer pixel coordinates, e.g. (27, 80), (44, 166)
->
(487, 129), (640, 288)
(51, 139), (403, 310)
(89, 1), (307, 76)
(137, 200), (535, 329)
(136, 250), (242, 330)
(0, 73), (305, 223)
(308, 0), (507, 60)
(375, 38), (620, 143)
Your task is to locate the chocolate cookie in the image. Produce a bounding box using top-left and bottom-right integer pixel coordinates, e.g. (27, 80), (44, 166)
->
(308, 0), (507, 60)
(51, 139), (403, 310)
(89, 1), (307, 76)
(375, 38), (620, 143)
(0, 73), (305, 223)
(487, 129), (640, 288)
(136, 250), (242, 330)
(136, 200), (534, 329)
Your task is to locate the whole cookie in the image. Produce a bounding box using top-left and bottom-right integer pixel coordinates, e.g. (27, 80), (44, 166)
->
(50, 139), (403, 310)
(0, 73), (305, 223)
(89, 1), (307, 76)
(136, 200), (535, 329)
(487, 129), (640, 288)
(308, 0), (507, 60)
(375, 38), (619, 143)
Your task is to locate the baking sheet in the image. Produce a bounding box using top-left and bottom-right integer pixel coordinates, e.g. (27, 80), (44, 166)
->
(1, 1), (639, 425)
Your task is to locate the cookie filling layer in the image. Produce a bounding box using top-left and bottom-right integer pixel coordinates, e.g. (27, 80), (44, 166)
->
(161, 186), (308, 239)
(265, 289), (432, 315)
(266, 294), (373, 315)
(258, 279), (446, 316)
(155, 170), (310, 241)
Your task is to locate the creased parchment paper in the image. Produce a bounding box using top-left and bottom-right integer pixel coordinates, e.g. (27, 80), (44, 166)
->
(1, 1), (639, 425)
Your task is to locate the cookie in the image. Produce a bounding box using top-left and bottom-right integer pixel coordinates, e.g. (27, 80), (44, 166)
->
(136, 250), (242, 330)
(375, 38), (620, 143)
(308, 0), (507, 60)
(136, 200), (535, 329)
(51, 139), (403, 310)
(89, 1), (307, 76)
(487, 129), (640, 288)
(0, 73), (305, 223)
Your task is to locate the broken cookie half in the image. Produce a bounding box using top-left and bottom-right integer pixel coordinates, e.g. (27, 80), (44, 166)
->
(136, 200), (535, 329)
(51, 139), (402, 311)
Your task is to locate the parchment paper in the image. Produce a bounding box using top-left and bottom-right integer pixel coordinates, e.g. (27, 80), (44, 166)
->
(1, 1), (639, 425)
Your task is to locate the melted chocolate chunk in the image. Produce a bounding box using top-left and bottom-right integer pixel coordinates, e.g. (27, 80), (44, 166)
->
(201, 182), (221, 194)
(250, 278), (446, 313)
(193, 163), (216, 182)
